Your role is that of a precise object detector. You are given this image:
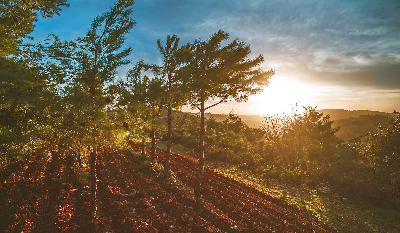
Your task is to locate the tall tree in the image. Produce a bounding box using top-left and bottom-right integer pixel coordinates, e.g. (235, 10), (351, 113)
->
(49, 0), (135, 220)
(156, 35), (190, 176)
(185, 30), (274, 203)
(120, 60), (166, 162)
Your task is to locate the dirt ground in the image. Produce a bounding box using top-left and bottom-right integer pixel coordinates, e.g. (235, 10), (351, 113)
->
(0, 144), (335, 232)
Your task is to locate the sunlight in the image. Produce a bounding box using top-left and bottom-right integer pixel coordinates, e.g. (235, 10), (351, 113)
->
(117, 130), (131, 141)
(252, 76), (318, 115)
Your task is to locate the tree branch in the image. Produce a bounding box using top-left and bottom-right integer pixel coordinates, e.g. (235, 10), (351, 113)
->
(188, 100), (200, 111)
(205, 97), (227, 110)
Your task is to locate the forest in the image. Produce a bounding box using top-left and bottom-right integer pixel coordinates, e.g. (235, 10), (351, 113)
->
(1, 0), (399, 232)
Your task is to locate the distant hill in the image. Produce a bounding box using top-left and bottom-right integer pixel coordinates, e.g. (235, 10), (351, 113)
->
(316, 109), (394, 121)
(203, 113), (265, 128)
(332, 114), (395, 142)
(317, 109), (396, 142)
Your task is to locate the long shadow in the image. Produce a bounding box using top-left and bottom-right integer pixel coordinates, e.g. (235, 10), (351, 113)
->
(0, 153), (47, 232)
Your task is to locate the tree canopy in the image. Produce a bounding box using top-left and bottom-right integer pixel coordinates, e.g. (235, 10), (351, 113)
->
(0, 0), (69, 56)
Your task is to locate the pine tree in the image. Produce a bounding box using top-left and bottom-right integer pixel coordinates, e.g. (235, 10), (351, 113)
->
(155, 35), (190, 176)
(48, 0), (135, 220)
(120, 60), (166, 162)
(184, 30), (274, 203)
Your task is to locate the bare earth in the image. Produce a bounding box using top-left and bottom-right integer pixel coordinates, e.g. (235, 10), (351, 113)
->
(0, 143), (335, 232)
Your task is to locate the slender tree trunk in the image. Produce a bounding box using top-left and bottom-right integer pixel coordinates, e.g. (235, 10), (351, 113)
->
(77, 149), (83, 168)
(166, 105), (172, 177)
(141, 138), (146, 155)
(89, 146), (98, 221)
(166, 77), (172, 177)
(151, 116), (156, 163)
(89, 57), (99, 221)
(195, 93), (205, 204)
(90, 125), (99, 222)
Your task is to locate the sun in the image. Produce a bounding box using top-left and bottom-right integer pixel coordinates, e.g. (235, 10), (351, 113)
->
(252, 76), (317, 115)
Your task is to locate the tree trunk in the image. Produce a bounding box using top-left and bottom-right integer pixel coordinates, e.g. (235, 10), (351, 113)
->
(141, 138), (145, 155)
(165, 74), (172, 177)
(166, 105), (172, 177)
(89, 147), (98, 221)
(195, 94), (205, 204)
(151, 116), (156, 163)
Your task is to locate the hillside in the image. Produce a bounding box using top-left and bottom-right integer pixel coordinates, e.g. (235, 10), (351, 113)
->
(316, 109), (394, 121)
(197, 109), (395, 130)
(332, 114), (395, 142)
(203, 113), (265, 128)
(0, 143), (334, 232)
(317, 109), (396, 141)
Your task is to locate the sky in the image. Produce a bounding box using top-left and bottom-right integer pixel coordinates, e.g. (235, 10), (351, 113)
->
(29, 0), (400, 116)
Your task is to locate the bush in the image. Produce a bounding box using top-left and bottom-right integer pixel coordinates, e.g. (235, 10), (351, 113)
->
(207, 147), (241, 164)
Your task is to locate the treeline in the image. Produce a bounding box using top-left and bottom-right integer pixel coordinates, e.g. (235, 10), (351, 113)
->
(167, 108), (400, 208)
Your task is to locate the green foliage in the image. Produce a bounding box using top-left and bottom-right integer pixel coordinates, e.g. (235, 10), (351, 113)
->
(171, 111), (200, 148)
(364, 113), (400, 173)
(0, 53), (56, 161)
(360, 112), (400, 205)
(156, 34), (191, 109)
(46, 0), (136, 152)
(263, 106), (342, 183)
(184, 30), (274, 109)
(0, 0), (69, 56)
(171, 111), (264, 166)
(259, 107), (400, 207)
(0, 0), (69, 161)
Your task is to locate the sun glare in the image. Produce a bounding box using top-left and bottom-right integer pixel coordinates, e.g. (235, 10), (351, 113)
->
(253, 76), (317, 115)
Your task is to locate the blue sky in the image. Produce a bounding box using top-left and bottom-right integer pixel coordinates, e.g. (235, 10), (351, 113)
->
(29, 0), (400, 115)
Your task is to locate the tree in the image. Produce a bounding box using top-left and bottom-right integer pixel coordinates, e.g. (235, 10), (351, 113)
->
(263, 106), (341, 183)
(48, 0), (135, 220)
(120, 60), (166, 162)
(0, 56), (57, 162)
(155, 35), (190, 176)
(364, 111), (400, 189)
(184, 30), (274, 202)
(0, 0), (69, 162)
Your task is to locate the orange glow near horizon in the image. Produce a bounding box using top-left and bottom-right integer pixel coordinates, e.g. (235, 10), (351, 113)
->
(252, 76), (319, 115)
(182, 75), (400, 116)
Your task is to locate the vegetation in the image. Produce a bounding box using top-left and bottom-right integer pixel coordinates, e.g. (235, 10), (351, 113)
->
(154, 34), (189, 176)
(168, 108), (400, 232)
(182, 30), (274, 202)
(1, 0), (399, 232)
(332, 114), (395, 142)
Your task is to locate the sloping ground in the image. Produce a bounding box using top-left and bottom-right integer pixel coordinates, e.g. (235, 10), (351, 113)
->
(0, 151), (93, 232)
(0, 144), (335, 232)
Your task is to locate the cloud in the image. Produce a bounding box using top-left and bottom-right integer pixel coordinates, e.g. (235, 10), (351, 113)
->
(29, 0), (400, 113)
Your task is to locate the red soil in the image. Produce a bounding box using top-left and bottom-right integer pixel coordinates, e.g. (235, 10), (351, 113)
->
(0, 144), (335, 232)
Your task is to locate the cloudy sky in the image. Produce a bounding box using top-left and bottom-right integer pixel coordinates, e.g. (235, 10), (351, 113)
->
(30, 0), (400, 115)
